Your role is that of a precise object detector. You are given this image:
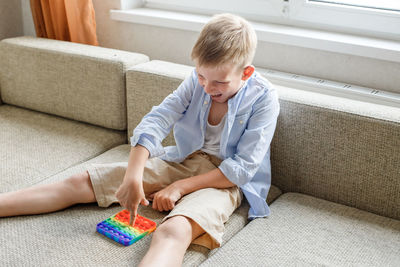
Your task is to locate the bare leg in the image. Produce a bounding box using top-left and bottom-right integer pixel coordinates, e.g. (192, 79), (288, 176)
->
(139, 215), (205, 267)
(0, 171), (96, 217)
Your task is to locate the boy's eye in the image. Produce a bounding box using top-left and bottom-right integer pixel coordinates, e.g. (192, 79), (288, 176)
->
(215, 81), (229, 86)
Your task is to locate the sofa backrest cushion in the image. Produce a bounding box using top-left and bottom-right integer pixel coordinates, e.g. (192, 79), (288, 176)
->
(271, 86), (400, 220)
(0, 36), (149, 130)
(126, 60), (193, 145)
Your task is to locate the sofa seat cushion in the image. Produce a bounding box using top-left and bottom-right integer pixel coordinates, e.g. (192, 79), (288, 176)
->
(201, 193), (400, 266)
(0, 105), (126, 192)
(1, 144), (282, 266)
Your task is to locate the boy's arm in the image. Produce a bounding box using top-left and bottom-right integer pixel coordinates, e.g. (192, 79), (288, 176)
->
(179, 168), (235, 194)
(149, 168), (234, 212)
(115, 145), (150, 225)
(218, 88), (280, 186)
(131, 70), (196, 158)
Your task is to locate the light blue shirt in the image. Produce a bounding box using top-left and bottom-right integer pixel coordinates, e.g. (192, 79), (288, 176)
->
(131, 69), (280, 219)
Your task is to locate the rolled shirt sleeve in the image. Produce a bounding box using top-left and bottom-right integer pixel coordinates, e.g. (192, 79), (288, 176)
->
(130, 70), (196, 158)
(130, 134), (164, 158)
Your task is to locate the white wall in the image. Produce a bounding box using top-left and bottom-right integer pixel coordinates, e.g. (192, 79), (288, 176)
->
(20, 0), (36, 37)
(1, 0), (35, 40)
(0, 0), (23, 40)
(92, 0), (400, 94)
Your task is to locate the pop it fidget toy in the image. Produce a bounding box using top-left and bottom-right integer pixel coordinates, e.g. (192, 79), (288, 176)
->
(97, 209), (157, 246)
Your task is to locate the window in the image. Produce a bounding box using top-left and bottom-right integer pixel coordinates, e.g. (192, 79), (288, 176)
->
(143, 0), (400, 40)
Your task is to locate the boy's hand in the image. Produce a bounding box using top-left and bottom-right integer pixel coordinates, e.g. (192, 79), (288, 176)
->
(149, 181), (184, 212)
(115, 178), (149, 226)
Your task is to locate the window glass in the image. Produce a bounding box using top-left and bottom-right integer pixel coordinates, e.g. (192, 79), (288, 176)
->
(309, 0), (400, 12)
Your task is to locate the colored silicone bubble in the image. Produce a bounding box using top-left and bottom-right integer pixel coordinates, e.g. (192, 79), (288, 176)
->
(96, 209), (157, 246)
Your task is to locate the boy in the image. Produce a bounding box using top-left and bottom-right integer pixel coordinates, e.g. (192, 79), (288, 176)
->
(0, 13), (279, 266)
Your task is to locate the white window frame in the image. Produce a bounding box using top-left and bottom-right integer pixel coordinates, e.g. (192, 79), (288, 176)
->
(290, 1), (400, 40)
(142, 0), (400, 41)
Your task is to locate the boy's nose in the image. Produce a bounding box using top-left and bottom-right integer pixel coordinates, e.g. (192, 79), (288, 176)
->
(202, 81), (213, 94)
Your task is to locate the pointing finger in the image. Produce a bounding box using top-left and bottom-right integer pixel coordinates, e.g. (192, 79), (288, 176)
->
(129, 208), (137, 226)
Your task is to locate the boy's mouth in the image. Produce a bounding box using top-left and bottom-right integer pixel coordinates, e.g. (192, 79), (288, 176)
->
(211, 93), (222, 98)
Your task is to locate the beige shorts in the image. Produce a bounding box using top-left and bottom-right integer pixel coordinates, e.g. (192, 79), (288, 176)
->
(87, 151), (242, 249)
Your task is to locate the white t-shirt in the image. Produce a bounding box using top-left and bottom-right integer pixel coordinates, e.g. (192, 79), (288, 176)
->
(201, 114), (227, 158)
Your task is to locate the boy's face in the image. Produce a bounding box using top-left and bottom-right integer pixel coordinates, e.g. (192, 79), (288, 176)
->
(196, 63), (254, 104)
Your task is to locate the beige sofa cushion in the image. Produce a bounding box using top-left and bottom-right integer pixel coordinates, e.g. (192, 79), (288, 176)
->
(0, 36), (149, 130)
(0, 105), (126, 192)
(0, 144), (282, 266)
(271, 88), (400, 220)
(201, 193), (400, 266)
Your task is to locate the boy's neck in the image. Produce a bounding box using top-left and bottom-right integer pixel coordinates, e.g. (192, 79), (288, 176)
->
(208, 101), (228, 125)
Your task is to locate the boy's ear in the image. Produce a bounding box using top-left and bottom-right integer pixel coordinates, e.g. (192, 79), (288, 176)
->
(242, 65), (255, 80)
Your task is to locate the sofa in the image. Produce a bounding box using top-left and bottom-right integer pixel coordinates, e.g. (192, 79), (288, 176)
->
(1, 36), (399, 266)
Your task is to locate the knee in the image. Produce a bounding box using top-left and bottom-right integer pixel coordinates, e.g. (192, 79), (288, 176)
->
(153, 216), (192, 244)
(63, 171), (95, 203)
(64, 171), (88, 189)
(63, 171), (93, 197)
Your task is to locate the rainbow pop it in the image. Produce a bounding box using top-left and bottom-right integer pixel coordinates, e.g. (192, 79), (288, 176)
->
(96, 209), (157, 246)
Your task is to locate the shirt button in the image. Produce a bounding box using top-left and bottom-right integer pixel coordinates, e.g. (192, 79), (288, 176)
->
(239, 120), (243, 124)
(204, 101), (208, 105)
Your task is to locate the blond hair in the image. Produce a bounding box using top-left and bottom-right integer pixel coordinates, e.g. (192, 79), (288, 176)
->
(191, 13), (257, 69)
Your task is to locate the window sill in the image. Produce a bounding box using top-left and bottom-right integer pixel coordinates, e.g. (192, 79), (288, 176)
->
(110, 8), (400, 63)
